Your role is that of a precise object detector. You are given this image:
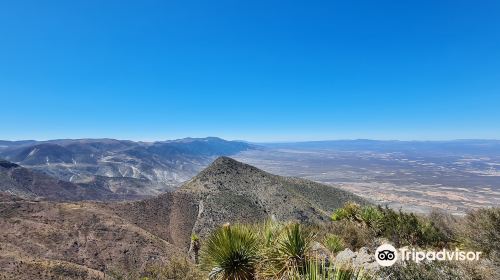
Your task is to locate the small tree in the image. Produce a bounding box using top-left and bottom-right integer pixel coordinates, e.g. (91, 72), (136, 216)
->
(191, 233), (201, 264)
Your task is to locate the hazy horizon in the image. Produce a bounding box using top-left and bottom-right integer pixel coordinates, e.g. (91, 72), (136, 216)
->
(2, 136), (500, 143)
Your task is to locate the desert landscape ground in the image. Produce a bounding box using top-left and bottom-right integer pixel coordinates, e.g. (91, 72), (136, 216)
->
(1, 139), (499, 279)
(234, 141), (500, 214)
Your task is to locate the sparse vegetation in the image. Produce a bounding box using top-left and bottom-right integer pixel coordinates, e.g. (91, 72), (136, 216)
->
(199, 221), (371, 280)
(323, 234), (346, 254)
(196, 204), (500, 280)
(460, 208), (500, 264)
(304, 260), (371, 280)
(142, 258), (205, 280)
(2, 201), (499, 279)
(331, 203), (449, 247)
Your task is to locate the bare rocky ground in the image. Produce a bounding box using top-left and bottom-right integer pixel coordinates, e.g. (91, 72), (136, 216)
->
(0, 196), (184, 279)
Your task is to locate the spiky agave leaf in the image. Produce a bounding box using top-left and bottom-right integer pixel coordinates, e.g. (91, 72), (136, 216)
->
(262, 223), (316, 278)
(201, 224), (259, 280)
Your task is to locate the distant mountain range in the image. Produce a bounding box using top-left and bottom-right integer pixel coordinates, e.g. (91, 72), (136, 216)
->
(0, 157), (364, 278)
(1, 137), (500, 203)
(0, 137), (255, 199)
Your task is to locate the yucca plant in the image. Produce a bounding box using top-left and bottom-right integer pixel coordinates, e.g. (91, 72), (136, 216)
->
(191, 233), (201, 264)
(201, 224), (259, 280)
(263, 223), (316, 278)
(259, 218), (284, 247)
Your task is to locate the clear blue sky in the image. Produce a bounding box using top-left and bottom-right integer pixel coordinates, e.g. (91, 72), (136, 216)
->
(1, 0), (499, 142)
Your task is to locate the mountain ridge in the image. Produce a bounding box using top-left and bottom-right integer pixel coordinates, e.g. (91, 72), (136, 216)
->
(0, 137), (255, 198)
(116, 156), (368, 249)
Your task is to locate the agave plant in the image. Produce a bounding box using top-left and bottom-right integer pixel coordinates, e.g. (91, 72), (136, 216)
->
(201, 224), (259, 280)
(262, 223), (316, 278)
(259, 218), (283, 247)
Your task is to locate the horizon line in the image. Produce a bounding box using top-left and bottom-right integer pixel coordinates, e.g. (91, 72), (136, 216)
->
(1, 137), (500, 144)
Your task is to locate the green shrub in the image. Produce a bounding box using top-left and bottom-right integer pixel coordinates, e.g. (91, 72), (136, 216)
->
(331, 202), (362, 222)
(428, 209), (459, 243)
(258, 218), (284, 247)
(378, 207), (448, 247)
(331, 203), (449, 248)
(461, 208), (500, 264)
(327, 220), (374, 250)
(323, 234), (346, 255)
(360, 206), (383, 229)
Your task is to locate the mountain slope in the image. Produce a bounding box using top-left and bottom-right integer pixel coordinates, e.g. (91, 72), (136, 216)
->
(0, 138), (255, 196)
(0, 197), (184, 278)
(0, 159), (114, 201)
(116, 157), (368, 249)
(180, 157), (368, 237)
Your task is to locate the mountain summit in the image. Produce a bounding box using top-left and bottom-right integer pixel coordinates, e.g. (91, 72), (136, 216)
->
(180, 156), (368, 237)
(118, 156), (368, 249)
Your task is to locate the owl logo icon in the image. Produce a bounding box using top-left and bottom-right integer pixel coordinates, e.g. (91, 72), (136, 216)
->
(375, 244), (398, 266)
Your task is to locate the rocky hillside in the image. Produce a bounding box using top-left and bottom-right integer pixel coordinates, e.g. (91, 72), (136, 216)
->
(0, 160), (115, 201)
(181, 157), (368, 237)
(0, 195), (184, 279)
(116, 157), (368, 247)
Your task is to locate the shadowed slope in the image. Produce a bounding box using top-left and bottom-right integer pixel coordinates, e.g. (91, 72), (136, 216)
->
(0, 159), (114, 201)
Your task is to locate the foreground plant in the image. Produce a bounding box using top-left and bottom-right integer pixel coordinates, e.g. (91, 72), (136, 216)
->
(201, 224), (259, 280)
(304, 259), (371, 280)
(331, 203), (448, 247)
(261, 223), (316, 278)
(323, 234), (345, 255)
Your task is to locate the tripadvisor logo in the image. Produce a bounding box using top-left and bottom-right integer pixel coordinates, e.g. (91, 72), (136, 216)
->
(375, 244), (398, 266)
(375, 244), (482, 267)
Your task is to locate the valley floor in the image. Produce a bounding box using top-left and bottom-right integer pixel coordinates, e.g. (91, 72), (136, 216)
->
(234, 149), (500, 214)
